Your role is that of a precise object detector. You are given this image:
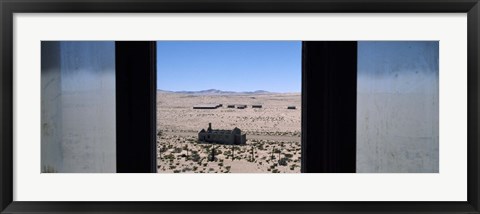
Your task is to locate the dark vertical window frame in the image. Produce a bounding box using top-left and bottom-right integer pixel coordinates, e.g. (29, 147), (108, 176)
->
(302, 41), (357, 173)
(468, 3), (480, 210)
(115, 41), (157, 173)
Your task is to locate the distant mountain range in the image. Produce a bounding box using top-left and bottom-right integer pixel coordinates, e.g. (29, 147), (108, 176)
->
(157, 89), (276, 95)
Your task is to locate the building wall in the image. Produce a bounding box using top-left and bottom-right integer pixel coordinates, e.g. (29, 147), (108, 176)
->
(356, 41), (439, 173)
(235, 134), (247, 145)
(41, 41), (116, 173)
(199, 132), (236, 144)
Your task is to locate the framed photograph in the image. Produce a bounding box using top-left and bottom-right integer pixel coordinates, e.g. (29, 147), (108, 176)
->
(1, 0), (479, 213)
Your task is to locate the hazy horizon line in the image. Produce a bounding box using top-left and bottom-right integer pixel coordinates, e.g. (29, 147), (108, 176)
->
(157, 88), (301, 93)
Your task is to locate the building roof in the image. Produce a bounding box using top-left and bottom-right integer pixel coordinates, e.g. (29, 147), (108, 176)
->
(199, 125), (243, 135)
(193, 104), (221, 108)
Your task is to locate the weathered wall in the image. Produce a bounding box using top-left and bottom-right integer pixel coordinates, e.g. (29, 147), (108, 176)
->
(357, 41), (439, 173)
(41, 41), (116, 173)
(41, 42), (63, 173)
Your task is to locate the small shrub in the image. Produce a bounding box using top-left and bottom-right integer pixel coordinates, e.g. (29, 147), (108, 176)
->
(191, 153), (201, 162)
(278, 157), (289, 166)
(159, 145), (167, 153)
(214, 149), (222, 155)
(164, 154), (175, 161)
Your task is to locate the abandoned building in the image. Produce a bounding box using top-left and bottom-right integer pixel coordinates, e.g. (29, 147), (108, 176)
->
(287, 106), (296, 109)
(193, 104), (222, 109)
(252, 105), (262, 108)
(198, 123), (246, 145)
(237, 104), (247, 109)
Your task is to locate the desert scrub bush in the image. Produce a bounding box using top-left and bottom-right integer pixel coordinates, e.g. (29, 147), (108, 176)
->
(164, 154), (175, 161)
(290, 164), (298, 170)
(173, 170), (181, 173)
(174, 147), (183, 153)
(218, 162), (224, 167)
(278, 157), (289, 166)
(272, 169), (280, 173)
(225, 166), (231, 171)
(203, 163), (208, 167)
(213, 148), (222, 155)
(191, 152), (201, 162)
(284, 153), (293, 158)
(159, 145), (167, 153)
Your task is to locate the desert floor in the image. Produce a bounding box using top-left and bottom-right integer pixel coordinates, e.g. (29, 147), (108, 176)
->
(156, 91), (301, 173)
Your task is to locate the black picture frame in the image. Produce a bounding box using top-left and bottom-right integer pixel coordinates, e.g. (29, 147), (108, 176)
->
(1, 0), (479, 213)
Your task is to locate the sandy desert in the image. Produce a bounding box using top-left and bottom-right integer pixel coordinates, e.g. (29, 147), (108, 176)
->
(156, 90), (301, 173)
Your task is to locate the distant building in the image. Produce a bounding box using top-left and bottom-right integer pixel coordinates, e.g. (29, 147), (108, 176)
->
(287, 106), (296, 109)
(252, 105), (262, 108)
(227, 105), (235, 108)
(198, 123), (246, 145)
(193, 104), (222, 109)
(237, 104), (247, 109)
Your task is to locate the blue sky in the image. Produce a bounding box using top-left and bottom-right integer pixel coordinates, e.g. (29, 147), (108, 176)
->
(156, 41), (302, 93)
